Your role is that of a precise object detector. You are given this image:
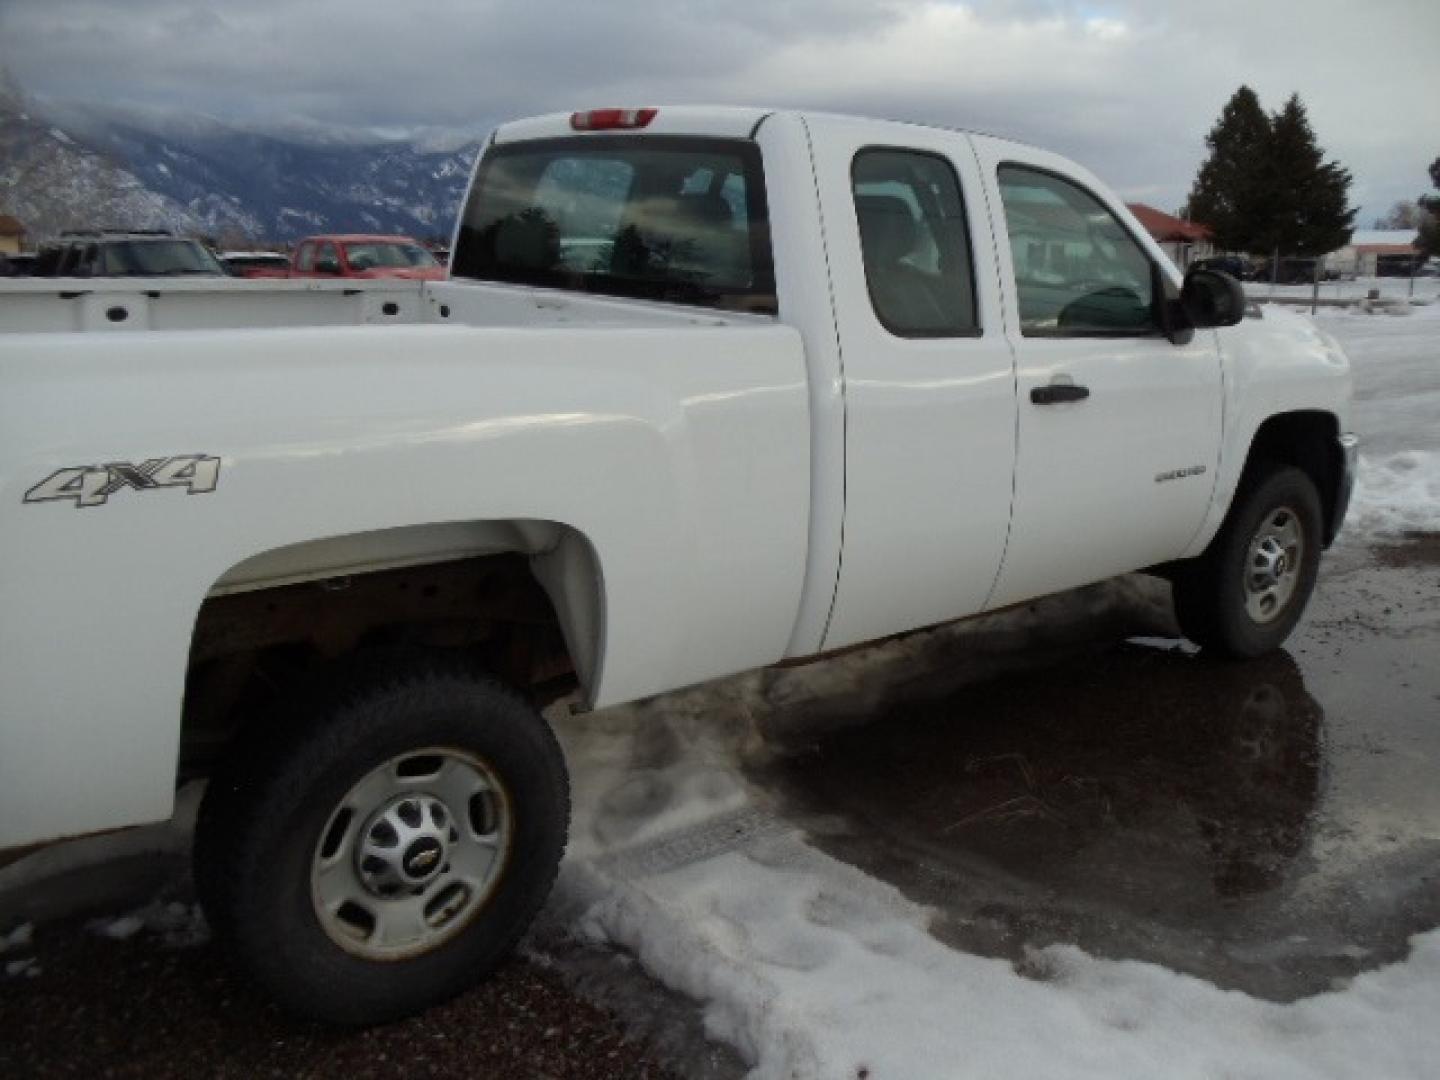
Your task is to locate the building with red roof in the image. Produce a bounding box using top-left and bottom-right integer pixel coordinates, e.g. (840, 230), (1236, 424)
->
(1125, 204), (1213, 269)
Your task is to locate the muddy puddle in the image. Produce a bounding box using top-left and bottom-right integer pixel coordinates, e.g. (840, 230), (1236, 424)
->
(754, 550), (1440, 1001)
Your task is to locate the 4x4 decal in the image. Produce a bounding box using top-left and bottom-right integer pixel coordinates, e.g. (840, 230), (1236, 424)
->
(24, 455), (221, 508)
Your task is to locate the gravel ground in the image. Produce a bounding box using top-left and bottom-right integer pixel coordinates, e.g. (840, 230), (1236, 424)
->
(0, 917), (678, 1080)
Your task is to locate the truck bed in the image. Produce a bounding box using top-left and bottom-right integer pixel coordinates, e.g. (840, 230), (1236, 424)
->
(0, 276), (769, 334)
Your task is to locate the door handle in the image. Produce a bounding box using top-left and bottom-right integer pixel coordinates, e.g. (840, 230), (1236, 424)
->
(1030, 382), (1090, 405)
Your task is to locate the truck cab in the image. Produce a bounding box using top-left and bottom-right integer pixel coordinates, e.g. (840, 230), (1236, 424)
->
(453, 108), (1351, 651)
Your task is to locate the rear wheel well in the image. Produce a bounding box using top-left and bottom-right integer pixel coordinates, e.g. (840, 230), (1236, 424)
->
(1239, 411), (1344, 546)
(179, 554), (580, 786)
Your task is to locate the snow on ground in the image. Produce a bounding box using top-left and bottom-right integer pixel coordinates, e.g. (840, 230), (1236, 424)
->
(0, 920), (38, 979)
(1249, 276), (1440, 307)
(87, 900), (209, 948)
(550, 665), (1440, 1080)
(1310, 293), (1440, 540)
(1313, 292), (1440, 455)
(1349, 450), (1440, 538)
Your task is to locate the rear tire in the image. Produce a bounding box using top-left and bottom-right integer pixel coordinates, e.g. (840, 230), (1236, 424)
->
(1172, 466), (1322, 658)
(194, 656), (569, 1025)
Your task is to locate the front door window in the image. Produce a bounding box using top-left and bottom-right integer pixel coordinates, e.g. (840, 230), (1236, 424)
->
(996, 165), (1157, 336)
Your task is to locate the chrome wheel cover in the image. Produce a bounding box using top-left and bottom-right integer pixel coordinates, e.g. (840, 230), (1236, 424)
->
(1244, 506), (1304, 625)
(310, 748), (512, 960)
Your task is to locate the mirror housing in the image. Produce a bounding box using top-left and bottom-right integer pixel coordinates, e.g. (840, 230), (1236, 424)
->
(1180, 267), (1245, 329)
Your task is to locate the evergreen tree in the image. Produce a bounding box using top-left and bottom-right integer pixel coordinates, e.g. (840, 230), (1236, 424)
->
(1186, 88), (1355, 258)
(1186, 86), (1274, 253)
(1263, 95), (1354, 257)
(1419, 157), (1440, 258)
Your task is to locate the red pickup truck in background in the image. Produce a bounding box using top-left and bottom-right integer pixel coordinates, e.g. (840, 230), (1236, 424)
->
(221, 251), (292, 279)
(290, 234), (446, 280)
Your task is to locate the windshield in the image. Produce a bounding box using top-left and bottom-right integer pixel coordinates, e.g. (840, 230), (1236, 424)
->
(99, 240), (226, 276)
(451, 135), (775, 314)
(343, 242), (438, 270)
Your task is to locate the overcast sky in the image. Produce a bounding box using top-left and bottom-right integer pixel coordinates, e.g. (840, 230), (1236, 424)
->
(2, 0), (1436, 223)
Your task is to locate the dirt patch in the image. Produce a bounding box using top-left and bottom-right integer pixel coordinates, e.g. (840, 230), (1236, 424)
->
(1374, 532), (1440, 568)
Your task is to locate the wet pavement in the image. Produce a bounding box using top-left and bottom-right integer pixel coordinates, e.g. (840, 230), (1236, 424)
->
(755, 537), (1440, 1002)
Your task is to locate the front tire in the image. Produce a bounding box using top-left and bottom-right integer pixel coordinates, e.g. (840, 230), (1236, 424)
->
(194, 658), (569, 1025)
(1172, 466), (1322, 658)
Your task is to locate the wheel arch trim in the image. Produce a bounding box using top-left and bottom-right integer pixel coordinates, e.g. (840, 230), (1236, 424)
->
(200, 517), (608, 698)
(1186, 408), (1347, 558)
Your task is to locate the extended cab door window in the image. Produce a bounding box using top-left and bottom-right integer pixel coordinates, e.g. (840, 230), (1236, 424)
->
(996, 165), (1157, 336)
(852, 150), (978, 337)
(294, 243), (315, 272)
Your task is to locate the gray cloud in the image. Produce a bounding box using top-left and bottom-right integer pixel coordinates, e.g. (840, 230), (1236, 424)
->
(2, 0), (1436, 222)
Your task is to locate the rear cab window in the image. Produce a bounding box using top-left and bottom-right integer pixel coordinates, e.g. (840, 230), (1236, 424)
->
(852, 149), (979, 337)
(452, 136), (776, 315)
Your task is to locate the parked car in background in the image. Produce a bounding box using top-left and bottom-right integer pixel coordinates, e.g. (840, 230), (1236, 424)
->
(0, 252), (37, 276)
(1375, 253), (1426, 278)
(1253, 256), (1323, 286)
(30, 231), (229, 278)
(290, 234), (446, 280)
(222, 251), (291, 279)
(1191, 254), (1251, 280)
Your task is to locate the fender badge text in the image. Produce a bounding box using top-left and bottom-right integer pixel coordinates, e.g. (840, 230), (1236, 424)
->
(24, 455), (221, 508)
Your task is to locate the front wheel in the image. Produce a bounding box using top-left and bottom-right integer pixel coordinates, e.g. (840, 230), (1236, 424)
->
(1172, 466), (1322, 658)
(194, 659), (569, 1025)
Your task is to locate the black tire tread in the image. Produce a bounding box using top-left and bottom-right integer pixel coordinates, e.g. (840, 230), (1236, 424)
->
(193, 653), (569, 1025)
(1173, 465), (1322, 658)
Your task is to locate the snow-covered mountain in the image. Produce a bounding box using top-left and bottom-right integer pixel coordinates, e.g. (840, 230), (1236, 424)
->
(1, 71), (484, 243)
(0, 70), (218, 240)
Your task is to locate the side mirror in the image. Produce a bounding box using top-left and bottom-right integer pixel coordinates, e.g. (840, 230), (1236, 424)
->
(314, 257), (341, 275)
(1180, 267), (1245, 329)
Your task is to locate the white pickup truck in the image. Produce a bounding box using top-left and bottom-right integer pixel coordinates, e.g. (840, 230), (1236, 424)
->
(0, 106), (1356, 1023)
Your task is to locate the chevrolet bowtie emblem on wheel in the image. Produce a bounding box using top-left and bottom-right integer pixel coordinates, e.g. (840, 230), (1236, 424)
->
(24, 455), (221, 508)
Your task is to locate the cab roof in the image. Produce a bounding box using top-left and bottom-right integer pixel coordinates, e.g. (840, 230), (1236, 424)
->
(494, 106), (773, 144)
(491, 106), (1044, 156)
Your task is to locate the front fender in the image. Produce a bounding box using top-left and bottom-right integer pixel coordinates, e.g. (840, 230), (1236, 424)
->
(1182, 308), (1353, 559)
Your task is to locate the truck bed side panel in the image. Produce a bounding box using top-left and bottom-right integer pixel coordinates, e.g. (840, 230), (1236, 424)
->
(0, 323), (809, 846)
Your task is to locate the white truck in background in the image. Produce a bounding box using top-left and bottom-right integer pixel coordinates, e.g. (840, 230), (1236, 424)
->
(0, 106), (1355, 1023)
